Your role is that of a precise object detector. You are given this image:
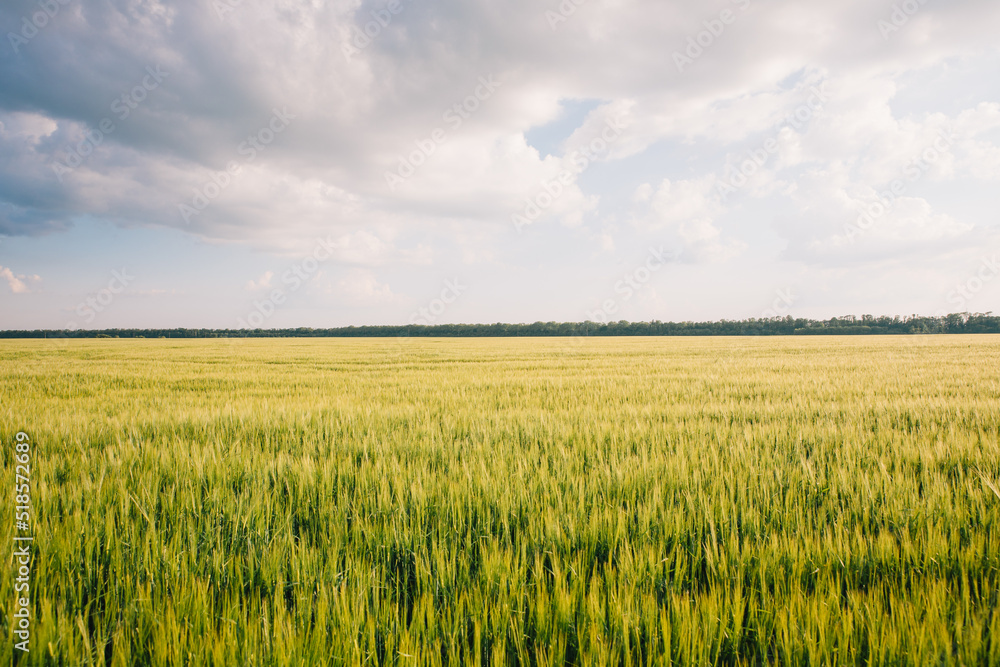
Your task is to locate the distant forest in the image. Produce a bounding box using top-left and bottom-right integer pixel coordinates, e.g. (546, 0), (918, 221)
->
(2, 313), (999, 338)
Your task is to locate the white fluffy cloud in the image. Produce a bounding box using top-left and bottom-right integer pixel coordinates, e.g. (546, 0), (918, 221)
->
(633, 176), (745, 262)
(0, 265), (38, 293)
(334, 269), (398, 304)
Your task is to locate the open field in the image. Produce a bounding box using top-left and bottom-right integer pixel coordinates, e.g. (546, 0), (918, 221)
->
(2, 336), (1000, 666)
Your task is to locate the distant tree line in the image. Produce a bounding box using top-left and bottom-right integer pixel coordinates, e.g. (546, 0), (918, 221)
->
(2, 313), (999, 339)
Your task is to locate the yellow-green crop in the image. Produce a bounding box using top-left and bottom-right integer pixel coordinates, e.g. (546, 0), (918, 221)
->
(1, 336), (999, 665)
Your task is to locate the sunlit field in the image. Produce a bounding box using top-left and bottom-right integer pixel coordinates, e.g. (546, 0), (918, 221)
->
(2, 336), (999, 666)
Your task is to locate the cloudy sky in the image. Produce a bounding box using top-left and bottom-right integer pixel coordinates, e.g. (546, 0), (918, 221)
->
(1, 0), (999, 330)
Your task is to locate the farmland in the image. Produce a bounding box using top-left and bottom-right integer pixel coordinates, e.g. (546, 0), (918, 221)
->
(1, 336), (999, 665)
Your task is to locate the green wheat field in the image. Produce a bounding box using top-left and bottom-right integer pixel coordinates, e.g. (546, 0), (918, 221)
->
(2, 336), (999, 666)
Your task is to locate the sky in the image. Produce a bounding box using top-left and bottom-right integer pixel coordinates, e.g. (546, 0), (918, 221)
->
(1, 0), (999, 330)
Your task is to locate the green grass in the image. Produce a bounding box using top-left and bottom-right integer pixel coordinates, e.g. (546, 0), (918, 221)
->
(1, 336), (999, 665)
